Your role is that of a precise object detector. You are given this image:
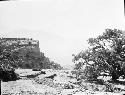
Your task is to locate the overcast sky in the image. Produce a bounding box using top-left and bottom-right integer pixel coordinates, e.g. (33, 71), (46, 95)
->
(0, 0), (125, 66)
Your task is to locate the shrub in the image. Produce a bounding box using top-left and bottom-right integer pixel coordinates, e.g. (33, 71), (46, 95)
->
(0, 67), (20, 82)
(104, 82), (114, 92)
(77, 66), (100, 81)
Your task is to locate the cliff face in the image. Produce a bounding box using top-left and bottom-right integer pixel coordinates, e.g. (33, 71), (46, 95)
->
(0, 38), (41, 69)
(0, 38), (39, 51)
(0, 38), (62, 70)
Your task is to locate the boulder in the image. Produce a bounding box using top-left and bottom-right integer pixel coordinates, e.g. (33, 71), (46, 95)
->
(26, 71), (46, 78)
(45, 74), (57, 79)
(63, 83), (75, 89)
(32, 68), (41, 71)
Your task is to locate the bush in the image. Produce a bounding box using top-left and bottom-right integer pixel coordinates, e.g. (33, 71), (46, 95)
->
(77, 66), (100, 81)
(0, 67), (20, 82)
(104, 82), (114, 92)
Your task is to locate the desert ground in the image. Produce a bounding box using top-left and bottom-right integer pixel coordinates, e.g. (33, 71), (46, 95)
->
(1, 69), (125, 95)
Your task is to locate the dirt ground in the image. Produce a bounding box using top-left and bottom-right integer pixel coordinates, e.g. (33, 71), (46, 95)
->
(1, 69), (125, 95)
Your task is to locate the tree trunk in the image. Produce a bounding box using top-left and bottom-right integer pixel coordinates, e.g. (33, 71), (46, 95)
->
(0, 79), (1, 93)
(111, 71), (119, 81)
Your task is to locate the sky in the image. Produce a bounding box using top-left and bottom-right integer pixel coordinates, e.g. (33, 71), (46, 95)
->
(0, 0), (125, 66)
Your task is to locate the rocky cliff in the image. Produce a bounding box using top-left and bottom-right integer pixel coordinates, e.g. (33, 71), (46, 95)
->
(0, 38), (62, 70)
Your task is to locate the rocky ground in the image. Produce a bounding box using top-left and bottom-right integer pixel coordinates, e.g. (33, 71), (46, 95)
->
(1, 69), (125, 95)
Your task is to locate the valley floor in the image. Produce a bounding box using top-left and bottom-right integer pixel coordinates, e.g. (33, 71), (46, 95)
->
(1, 69), (125, 95)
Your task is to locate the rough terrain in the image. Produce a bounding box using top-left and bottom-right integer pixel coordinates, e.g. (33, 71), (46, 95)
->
(1, 69), (125, 95)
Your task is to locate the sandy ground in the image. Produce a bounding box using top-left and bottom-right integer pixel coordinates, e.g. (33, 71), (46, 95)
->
(1, 69), (125, 95)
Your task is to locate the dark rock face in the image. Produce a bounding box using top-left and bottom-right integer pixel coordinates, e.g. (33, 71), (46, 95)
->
(45, 74), (57, 79)
(40, 71), (46, 74)
(0, 68), (20, 82)
(26, 71), (46, 78)
(32, 69), (41, 71)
